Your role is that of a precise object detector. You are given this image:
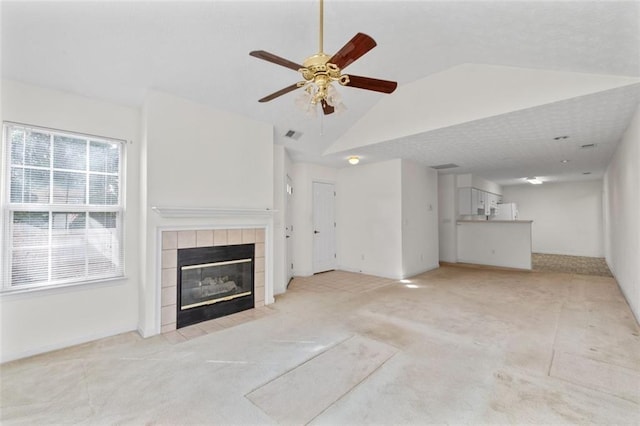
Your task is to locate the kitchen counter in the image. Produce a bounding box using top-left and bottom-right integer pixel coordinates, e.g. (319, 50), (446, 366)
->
(457, 220), (533, 224)
(456, 220), (532, 270)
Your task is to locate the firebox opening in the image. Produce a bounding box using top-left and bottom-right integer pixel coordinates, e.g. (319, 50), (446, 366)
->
(177, 244), (254, 329)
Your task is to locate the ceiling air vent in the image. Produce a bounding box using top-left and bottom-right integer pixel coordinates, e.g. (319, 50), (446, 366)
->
(580, 143), (597, 149)
(431, 163), (459, 170)
(284, 129), (303, 140)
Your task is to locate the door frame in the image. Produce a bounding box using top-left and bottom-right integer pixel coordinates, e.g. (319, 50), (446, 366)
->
(285, 174), (294, 286)
(312, 180), (337, 274)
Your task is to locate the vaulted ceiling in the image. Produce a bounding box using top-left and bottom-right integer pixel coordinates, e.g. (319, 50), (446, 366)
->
(2, 1), (639, 185)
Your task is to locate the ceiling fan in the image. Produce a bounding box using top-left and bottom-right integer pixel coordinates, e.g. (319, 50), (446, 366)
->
(249, 0), (397, 115)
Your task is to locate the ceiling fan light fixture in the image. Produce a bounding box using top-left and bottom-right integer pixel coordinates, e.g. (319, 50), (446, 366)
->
(325, 83), (347, 113)
(333, 100), (347, 115)
(325, 83), (342, 107)
(249, 0), (397, 116)
(295, 86), (319, 117)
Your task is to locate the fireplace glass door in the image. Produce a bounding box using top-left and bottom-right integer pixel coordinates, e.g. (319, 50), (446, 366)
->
(177, 243), (254, 328)
(181, 258), (252, 310)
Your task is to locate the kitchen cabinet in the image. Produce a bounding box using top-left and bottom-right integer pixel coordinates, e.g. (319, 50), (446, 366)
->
(474, 189), (487, 214)
(458, 187), (501, 216)
(486, 192), (500, 215)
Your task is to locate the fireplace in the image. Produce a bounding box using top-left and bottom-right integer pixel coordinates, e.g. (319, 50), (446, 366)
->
(159, 227), (266, 334)
(177, 244), (255, 328)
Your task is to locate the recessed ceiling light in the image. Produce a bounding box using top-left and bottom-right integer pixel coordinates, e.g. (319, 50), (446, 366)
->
(525, 177), (543, 185)
(554, 136), (569, 140)
(348, 156), (360, 165)
(560, 159), (570, 164)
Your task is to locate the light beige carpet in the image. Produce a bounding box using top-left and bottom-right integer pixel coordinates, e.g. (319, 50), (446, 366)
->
(1, 266), (638, 424)
(247, 335), (396, 424)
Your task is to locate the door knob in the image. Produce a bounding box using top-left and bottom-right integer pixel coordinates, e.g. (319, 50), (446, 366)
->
(314, 230), (320, 234)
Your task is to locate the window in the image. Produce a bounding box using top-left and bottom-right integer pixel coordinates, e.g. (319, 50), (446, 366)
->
(2, 123), (125, 290)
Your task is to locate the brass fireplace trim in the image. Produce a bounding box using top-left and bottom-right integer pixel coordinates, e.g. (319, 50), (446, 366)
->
(181, 291), (252, 310)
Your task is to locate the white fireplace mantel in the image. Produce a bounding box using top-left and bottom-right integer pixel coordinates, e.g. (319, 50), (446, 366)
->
(152, 206), (276, 218)
(146, 206), (276, 337)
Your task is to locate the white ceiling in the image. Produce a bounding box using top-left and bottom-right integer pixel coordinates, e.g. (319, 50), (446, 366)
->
(2, 0), (639, 185)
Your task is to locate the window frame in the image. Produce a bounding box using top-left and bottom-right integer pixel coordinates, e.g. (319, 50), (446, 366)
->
(1, 122), (127, 292)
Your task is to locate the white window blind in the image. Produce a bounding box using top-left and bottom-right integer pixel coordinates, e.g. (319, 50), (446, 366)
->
(3, 123), (125, 290)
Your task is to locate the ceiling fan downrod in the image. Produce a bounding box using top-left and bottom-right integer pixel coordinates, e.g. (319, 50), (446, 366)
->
(319, 0), (324, 54)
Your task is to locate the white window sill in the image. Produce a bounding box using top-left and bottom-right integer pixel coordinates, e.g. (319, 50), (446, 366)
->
(0, 275), (127, 298)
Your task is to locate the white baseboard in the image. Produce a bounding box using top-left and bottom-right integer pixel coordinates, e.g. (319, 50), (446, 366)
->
(335, 265), (404, 280)
(401, 264), (440, 279)
(137, 325), (156, 339)
(292, 269), (314, 277)
(605, 258), (640, 326)
(1, 325), (138, 364)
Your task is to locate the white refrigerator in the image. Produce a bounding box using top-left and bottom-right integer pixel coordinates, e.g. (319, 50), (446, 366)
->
(493, 203), (518, 220)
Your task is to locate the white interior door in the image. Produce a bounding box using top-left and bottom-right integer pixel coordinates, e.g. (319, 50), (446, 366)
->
(312, 182), (336, 274)
(285, 175), (294, 285)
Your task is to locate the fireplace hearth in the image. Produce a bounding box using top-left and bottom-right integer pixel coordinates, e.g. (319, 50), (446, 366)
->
(177, 244), (254, 328)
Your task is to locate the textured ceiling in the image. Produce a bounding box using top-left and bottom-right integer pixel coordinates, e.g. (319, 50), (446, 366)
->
(327, 84), (640, 185)
(2, 1), (639, 185)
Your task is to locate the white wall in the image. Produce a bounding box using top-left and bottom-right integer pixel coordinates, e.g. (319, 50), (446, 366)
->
(139, 90), (274, 336)
(290, 163), (337, 276)
(502, 180), (604, 257)
(604, 106), (640, 322)
(472, 175), (502, 195)
(144, 91), (272, 209)
(0, 80), (141, 362)
(336, 160), (403, 279)
(401, 160), (439, 277)
(455, 173), (502, 195)
(438, 174), (457, 262)
(457, 222), (532, 269)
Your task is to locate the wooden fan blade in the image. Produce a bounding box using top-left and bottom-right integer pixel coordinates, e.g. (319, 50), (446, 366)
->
(258, 83), (302, 102)
(321, 99), (335, 115)
(329, 33), (377, 70)
(345, 75), (397, 94)
(250, 50), (303, 71)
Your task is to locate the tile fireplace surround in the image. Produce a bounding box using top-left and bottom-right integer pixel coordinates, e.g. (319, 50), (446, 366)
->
(159, 228), (266, 333)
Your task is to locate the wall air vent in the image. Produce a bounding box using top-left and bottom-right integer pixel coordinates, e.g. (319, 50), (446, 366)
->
(431, 163), (459, 170)
(284, 130), (303, 140)
(580, 143), (597, 149)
